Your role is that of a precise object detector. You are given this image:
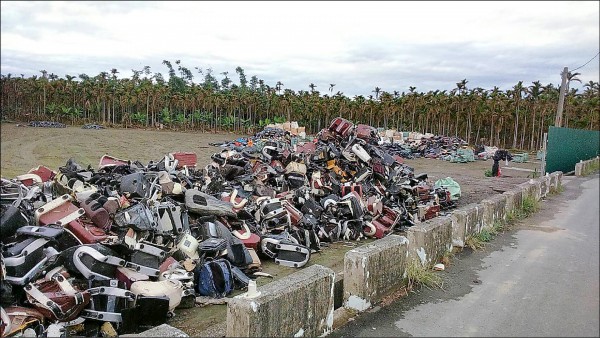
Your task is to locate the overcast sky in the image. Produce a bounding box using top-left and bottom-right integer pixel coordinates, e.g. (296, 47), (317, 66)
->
(1, 1), (598, 97)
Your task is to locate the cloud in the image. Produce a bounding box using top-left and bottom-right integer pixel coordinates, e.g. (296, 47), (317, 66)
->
(1, 1), (598, 97)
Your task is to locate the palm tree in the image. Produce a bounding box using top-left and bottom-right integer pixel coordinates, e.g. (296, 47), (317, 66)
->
(379, 91), (393, 129)
(2, 59), (599, 142)
(566, 71), (582, 90)
(372, 86), (382, 100)
(527, 81), (543, 149)
(560, 71), (583, 128)
(454, 79), (468, 137)
(408, 86), (418, 131)
(508, 81), (525, 149)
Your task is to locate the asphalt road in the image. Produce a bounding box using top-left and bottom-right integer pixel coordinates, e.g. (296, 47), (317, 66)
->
(331, 174), (599, 337)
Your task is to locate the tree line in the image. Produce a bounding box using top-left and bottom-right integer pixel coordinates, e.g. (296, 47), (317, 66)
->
(1, 60), (598, 151)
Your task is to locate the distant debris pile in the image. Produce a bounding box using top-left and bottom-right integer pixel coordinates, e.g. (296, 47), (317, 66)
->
(28, 121), (67, 128)
(82, 123), (106, 130)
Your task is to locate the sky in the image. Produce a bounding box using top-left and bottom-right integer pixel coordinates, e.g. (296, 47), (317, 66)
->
(1, 1), (599, 97)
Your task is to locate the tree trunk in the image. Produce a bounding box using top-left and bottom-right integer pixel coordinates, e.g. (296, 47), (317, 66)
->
(512, 104), (519, 149)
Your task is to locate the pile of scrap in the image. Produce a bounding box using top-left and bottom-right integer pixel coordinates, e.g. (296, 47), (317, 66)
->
(27, 121), (67, 128)
(264, 121), (307, 138)
(377, 131), (469, 160)
(0, 117), (459, 336)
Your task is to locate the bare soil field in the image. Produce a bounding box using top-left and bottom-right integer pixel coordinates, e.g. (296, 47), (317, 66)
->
(0, 122), (540, 335)
(0, 122), (539, 205)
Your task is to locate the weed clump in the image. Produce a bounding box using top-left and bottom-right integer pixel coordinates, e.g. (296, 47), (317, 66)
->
(549, 183), (565, 195)
(406, 260), (443, 290)
(440, 248), (455, 266)
(465, 227), (495, 251)
(521, 196), (539, 216)
(582, 160), (599, 176)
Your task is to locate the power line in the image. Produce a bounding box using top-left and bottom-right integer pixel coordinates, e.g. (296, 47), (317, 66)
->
(571, 51), (600, 72)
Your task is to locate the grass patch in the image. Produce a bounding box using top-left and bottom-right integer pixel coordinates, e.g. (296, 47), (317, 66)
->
(506, 210), (517, 223)
(521, 196), (539, 216)
(507, 196), (539, 221)
(549, 183), (565, 195)
(406, 260), (444, 290)
(465, 233), (486, 251)
(494, 217), (518, 233)
(466, 221), (508, 251)
(582, 160), (600, 176)
(527, 168), (540, 179)
(477, 227), (495, 242)
(465, 186), (558, 253)
(484, 169), (492, 177)
(491, 219), (506, 233)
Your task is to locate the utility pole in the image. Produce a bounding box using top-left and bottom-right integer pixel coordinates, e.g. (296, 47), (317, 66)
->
(554, 67), (568, 127)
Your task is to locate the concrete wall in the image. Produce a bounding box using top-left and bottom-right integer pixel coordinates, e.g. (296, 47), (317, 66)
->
(503, 189), (523, 214)
(480, 193), (508, 229)
(538, 174), (550, 198)
(550, 171), (563, 190)
(575, 156), (599, 176)
(226, 265), (335, 337)
(449, 208), (468, 247)
(343, 235), (409, 311)
(406, 217), (453, 267)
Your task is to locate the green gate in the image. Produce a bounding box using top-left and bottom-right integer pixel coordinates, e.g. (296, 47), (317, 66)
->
(546, 126), (600, 174)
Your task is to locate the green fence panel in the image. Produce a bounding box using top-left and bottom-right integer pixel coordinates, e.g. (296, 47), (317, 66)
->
(546, 126), (600, 174)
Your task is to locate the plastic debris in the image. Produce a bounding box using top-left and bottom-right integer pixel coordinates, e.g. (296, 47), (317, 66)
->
(0, 117), (462, 336)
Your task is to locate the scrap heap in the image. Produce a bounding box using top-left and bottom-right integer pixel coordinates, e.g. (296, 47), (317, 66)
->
(0, 117), (458, 336)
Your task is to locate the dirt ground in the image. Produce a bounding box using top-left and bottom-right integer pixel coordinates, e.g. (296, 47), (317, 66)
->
(0, 122), (541, 335)
(0, 122), (540, 206)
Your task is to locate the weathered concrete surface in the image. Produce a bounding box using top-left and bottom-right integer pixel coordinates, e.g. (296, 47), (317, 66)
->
(538, 174), (550, 198)
(549, 171), (563, 191)
(406, 217), (452, 267)
(196, 322), (226, 338)
(462, 203), (484, 238)
(517, 181), (536, 203)
(343, 235), (409, 312)
(480, 193), (508, 229)
(120, 324), (189, 337)
(226, 264), (335, 337)
(575, 156), (599, 176)
(334, 274), (344, 310)
(527, 179), (543, 201)
(503, 189), (523, 216)
(449, 208), (468, 247)
(332, 307), (357, 331)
